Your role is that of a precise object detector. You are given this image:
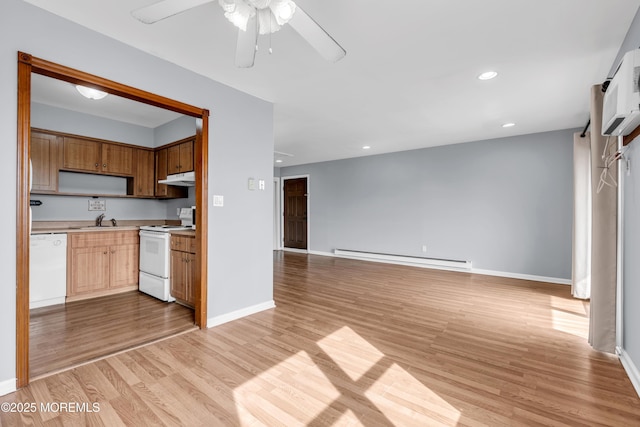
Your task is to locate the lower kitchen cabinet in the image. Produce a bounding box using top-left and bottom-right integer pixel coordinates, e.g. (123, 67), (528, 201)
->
(67, 230), (139, 301)
(170, 235), (195, 307)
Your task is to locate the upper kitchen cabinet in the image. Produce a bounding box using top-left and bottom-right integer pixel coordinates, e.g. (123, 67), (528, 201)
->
(155, 148), (188, 199)
(167, 138), (194, 174)
(31, 130), (62, 193)
(62, 136), (133, 176)
(129, 148), (155, 197)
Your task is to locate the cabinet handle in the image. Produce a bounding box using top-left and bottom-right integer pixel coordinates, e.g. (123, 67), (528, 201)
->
(95, 163), (99, 168)
(103, 164), (107, 168)
(103, 251), (108, 254)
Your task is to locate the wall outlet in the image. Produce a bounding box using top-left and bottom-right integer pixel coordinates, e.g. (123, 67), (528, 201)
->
(422, 245), (427, 253)
(213, 195), (224, 207)
(248, 178), (256, 191)
(88, 199), (106, 211)
(258, 179), (265, 190)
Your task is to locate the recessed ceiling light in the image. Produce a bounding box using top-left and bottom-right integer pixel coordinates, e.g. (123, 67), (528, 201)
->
(502, 122), (515, 128)
(478, 71), (498, 80)
(362, 145), (371, 150)
(275, 159), (283, 163)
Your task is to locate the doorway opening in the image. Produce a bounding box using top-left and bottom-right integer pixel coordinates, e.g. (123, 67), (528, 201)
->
(281, 175), (309, 251)
(16, 52), (209, 388)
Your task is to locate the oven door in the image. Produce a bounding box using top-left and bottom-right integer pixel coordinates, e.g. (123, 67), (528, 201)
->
(139, 230), (170, 278)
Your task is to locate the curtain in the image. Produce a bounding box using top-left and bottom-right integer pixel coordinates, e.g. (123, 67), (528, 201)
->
(588, 84), (618, 353)
(572, 132), (591, 299)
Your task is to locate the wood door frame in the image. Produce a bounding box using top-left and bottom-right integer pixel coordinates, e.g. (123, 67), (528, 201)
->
(16, 52), (209, 388)
(280, 175), (310, 252)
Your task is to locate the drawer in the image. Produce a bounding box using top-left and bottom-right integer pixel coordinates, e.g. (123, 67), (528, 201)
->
(170, 235), (196, 253)
(71, 230), (139, 248)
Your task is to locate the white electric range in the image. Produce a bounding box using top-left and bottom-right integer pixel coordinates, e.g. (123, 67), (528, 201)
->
(138, 225), (193, 301)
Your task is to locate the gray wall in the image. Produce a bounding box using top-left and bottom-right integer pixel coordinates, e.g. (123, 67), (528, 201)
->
(281, 129), (575, 279)
(32, 102), (155, 147)
(618, 7), (640, 389)
(154, 116), (197, 147)
(1, 0), (273, 386)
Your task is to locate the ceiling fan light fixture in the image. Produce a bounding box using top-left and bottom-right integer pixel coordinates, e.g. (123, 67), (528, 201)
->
(219, 0), (255, 31)
(75, 85), (108, 100)
(270, 0), (296, 25)
(220, 0), (296, 34)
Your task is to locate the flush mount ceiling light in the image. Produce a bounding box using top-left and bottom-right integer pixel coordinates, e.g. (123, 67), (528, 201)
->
(132, 0), (346, 68)
(75, 85), (108, 100)
(478, 71), (498, 80)
(362, 145), (371, 150)
(502, 122), (516, 128)
(275, 159), (283, 163)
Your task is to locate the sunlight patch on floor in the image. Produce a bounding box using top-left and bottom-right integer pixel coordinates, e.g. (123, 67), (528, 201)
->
(317, 326), (385, 381)
(233, 350), (341, 425)
(550, 296), (589, 338)
(365, 362), (461, 426)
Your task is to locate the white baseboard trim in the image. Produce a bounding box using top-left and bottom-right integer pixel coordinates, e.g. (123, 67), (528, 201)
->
(207, 300), (276, 328)
(307, 250), (570, 285)
(333, 249), (471, 271)
(619, 348), (640, 398)
(282, 248), (308, 254)
(0, 378), (16, 397)
(471, 268), (571, 286)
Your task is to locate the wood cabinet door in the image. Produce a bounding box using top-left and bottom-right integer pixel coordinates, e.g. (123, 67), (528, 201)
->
(170, 250), (188, 301)
(63, 137), (101, 172)
(31, 131), (60, 192)
(69, 246), (110, 295)
(155, 148), (169, 197)
(167, 140), (194, 173)
(102, 143), (133, 175)
(109, 243), (139, 289)
(185, 252), (196, 305)
(179, 140), (193, 172)
(167, 145), (181, 174)
(133, 149), (155, 196)
(155, 148), (188, 199)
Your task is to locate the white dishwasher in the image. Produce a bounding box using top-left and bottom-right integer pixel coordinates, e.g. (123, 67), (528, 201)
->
(30, 233), (67, 309)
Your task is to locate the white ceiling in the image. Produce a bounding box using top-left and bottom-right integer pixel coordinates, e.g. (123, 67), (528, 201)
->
(24, 0), (640, 166)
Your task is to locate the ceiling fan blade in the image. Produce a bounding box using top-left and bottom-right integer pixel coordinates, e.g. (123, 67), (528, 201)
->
(288, 6), (346, 63)
(131, 0), (214, 24)
(235, 14), (259, 68)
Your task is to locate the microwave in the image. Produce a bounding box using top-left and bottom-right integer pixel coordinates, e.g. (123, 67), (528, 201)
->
(179, 206), (196, 229)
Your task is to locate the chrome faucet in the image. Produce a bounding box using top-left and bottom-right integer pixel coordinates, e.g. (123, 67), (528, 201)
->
(110, 218), (118, 227)
(95, 213), (105, 227)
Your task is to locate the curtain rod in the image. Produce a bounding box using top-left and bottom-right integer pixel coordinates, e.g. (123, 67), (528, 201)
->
(580, 119), (590, 138)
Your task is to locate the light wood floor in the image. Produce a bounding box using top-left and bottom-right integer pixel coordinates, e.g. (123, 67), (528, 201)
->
(29, 291), (196, 379)
(3, 252), (640, 425)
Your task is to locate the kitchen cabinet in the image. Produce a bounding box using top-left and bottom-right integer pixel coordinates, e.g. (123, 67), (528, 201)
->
(170, 234), (196, 306)
(31, 130), (62, 192)
(130, 148), (155, 197)
(167, 139), (193, 174)
(67, 230), (139, 301)
(63, 136), (133, 176)
(155, 148), (188, 199)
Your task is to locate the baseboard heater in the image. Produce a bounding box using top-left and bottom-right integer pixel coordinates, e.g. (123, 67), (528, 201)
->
(333, 249), (472, 271)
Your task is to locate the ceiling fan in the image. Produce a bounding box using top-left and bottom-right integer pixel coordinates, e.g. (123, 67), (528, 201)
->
(131, 0), (346, 68)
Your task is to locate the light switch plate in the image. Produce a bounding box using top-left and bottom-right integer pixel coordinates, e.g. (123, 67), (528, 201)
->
(248, 178), (256, 191)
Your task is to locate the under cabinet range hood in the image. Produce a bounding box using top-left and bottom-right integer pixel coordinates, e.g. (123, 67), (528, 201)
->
(158, 171), (196, 187)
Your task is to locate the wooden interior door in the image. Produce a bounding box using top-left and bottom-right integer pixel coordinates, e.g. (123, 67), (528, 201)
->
(283, 178), (308, 249)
